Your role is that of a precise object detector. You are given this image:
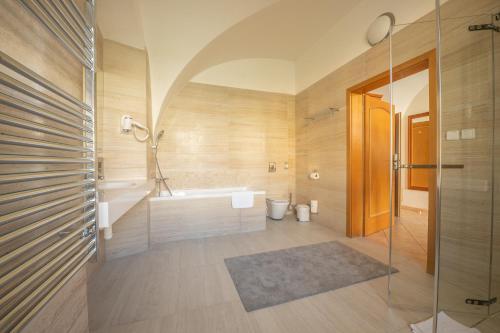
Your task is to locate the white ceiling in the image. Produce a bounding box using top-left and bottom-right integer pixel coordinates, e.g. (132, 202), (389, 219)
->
(372, 69), (429, 115)
(96, 0), (436, 128)
(192, 58), (296, 95)
(96, 0), (144, 49)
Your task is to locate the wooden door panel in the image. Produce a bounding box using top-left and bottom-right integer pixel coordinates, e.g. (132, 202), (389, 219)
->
(364, 94), (391, 236)
(408, 113), (430, 191)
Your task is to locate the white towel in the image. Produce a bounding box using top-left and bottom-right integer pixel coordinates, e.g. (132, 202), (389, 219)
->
(410, 312), (480, 333)
(231, 191), (254, 209)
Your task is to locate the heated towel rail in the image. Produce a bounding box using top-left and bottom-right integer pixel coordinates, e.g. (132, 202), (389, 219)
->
(0, 0), (96, 332)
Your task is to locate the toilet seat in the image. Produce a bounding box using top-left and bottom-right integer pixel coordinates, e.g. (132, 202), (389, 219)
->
(267, 199), (289, 204)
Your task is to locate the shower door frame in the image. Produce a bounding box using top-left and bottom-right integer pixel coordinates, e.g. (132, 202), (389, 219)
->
(346, 49), (438, 274)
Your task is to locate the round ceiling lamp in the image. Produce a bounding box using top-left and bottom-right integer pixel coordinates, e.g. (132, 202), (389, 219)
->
(367, 13), (395, 46)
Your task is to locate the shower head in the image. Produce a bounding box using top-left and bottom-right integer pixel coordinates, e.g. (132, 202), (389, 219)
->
(156, 130), (165, 142)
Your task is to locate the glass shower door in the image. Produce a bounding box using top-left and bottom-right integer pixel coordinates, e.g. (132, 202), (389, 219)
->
(489, 8), (500, 318)
(436, 2), (499, 328)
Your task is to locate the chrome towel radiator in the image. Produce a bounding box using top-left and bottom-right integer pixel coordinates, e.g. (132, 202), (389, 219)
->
(0, 1), (96, 332)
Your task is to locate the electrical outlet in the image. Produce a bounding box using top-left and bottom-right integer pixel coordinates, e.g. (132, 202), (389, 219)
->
(446, 130), (460, 141)
(461, 128), (475, 140)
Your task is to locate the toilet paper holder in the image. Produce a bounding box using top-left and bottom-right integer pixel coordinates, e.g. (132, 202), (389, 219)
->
(309, 170), (320, 180)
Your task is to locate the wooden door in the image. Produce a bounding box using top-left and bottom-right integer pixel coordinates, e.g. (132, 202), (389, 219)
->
(408, 113), (430, 190)
(364, 94), (392, 236)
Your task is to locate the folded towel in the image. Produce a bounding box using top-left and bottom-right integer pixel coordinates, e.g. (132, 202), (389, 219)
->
(410, 312), (480, 333)
(231, 191), (254, 209)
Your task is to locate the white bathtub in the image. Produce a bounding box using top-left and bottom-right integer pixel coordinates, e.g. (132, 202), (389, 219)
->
(149, 187), (266, 243)
(152, 187), (265, 200)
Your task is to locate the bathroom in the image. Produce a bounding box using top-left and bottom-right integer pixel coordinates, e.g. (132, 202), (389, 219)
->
(0, 0), (499, 332)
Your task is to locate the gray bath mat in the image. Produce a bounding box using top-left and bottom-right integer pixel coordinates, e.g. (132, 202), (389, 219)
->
(224, 241), (397, 311)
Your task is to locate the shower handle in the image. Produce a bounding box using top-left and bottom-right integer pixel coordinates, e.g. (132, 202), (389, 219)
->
(399, 164), (464, 169)
(392, 155), (464, 171)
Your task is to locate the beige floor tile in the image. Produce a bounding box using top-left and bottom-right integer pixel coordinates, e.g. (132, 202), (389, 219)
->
(89, 215), (436, 333)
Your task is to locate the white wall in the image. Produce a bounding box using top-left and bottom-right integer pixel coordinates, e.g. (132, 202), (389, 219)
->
(401, 86), (429, 210)
(372, 70), (429, 210)
(191, 59), (295, 94)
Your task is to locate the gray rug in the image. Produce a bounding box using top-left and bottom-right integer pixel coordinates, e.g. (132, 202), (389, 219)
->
(224, 241), (397, 311)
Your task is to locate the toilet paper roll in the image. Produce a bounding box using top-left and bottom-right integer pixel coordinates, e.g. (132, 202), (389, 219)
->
(309, 172), (320, 180)
(310, 200), (318, 213)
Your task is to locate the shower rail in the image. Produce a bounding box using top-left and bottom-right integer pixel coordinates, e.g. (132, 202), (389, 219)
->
(0, 0), (96, 332)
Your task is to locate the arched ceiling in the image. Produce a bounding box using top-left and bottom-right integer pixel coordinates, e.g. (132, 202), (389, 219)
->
(192, 58), (296, 95)
(372, 69), (429, 115)
(96, 0), (436, 129)
(96, 0), (144, 49)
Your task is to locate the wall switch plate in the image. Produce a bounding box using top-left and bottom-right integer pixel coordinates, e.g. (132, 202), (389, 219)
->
(461, 128), (476, 140)
(446, 130), (460, 141)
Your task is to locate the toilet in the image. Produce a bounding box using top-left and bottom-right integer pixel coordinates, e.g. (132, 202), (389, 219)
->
(266, 199), (289, 220)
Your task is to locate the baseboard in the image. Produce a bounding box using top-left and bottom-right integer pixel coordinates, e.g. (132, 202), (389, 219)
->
(401, 205), (428, 213)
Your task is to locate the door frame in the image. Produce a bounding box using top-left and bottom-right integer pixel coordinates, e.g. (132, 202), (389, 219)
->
(346, 49), (437, 274)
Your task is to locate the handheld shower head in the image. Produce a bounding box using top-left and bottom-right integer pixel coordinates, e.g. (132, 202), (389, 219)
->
(152, 130), (165, 149)
(156, 130), (165, 142)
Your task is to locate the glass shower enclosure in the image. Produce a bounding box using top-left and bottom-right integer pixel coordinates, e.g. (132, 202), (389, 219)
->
(435, 1), (500, 329)
(385, 0), (499, 331)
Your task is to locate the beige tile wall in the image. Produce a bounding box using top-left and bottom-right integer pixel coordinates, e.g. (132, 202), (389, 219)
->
(437, 0), (499, 315)
(99, 39), (148, 181)
(96, 40), (152, 262)
(155, 82), (296, 201)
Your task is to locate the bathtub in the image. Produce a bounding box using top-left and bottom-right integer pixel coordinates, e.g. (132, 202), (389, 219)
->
(149, 187), (266, 243)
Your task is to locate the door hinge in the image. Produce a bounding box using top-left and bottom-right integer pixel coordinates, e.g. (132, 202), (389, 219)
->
(465, 297), (497, 306)
(468, 24), (500, 32)
(393, 154), (400, 171)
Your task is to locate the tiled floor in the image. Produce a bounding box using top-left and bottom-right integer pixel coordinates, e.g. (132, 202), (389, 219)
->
(477, 313), (500, 332)
(368, 208), (429, 270)
(88, 212), (435, 333)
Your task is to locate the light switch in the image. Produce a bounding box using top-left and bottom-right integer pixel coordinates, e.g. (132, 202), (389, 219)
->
(446, 130), (460, 141)
(461, 128), (476, 140)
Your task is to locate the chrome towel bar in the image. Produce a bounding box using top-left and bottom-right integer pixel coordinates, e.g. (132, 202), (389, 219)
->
(0, 0), (96, 331)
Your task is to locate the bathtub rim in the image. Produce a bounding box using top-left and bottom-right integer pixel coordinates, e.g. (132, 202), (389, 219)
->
(149, 188), (266, 201)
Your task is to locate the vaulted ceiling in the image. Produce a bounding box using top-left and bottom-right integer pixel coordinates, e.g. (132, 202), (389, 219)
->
(96, 0), (436, 129)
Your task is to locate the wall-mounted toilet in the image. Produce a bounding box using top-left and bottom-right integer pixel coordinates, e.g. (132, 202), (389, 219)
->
(266, 198), (289, 220)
